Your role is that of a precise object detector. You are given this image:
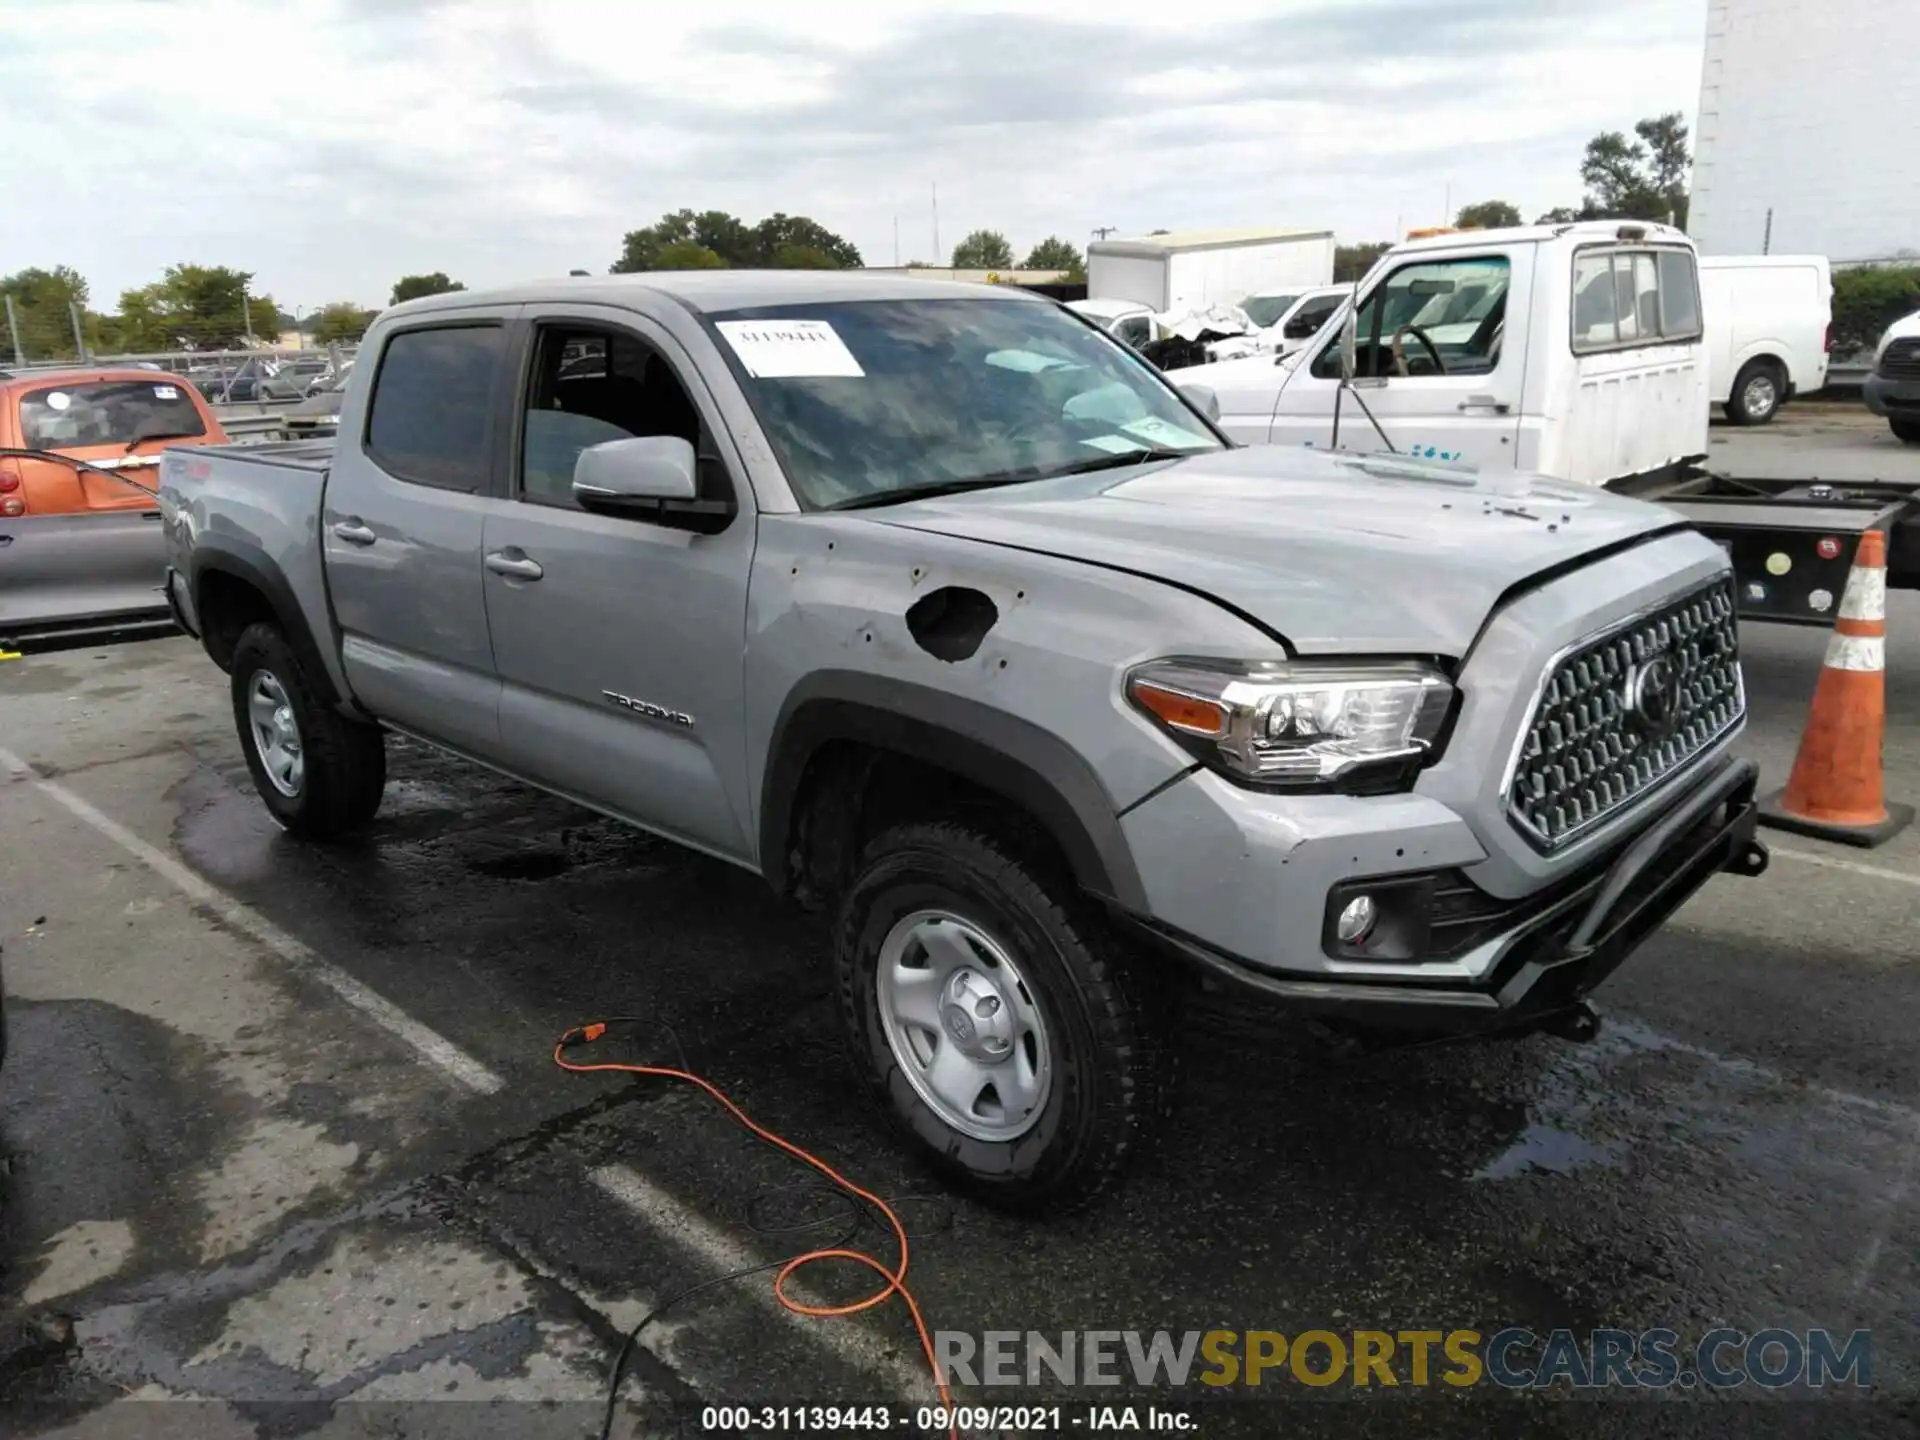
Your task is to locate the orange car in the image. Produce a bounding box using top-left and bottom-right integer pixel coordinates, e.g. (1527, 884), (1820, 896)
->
(0, 367), (230, 648)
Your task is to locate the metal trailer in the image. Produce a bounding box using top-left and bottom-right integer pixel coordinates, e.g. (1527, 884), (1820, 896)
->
(1640, 472), (1920, 625)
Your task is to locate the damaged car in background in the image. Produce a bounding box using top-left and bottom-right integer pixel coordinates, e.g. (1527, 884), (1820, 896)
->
(159, 272), (1767, 1211)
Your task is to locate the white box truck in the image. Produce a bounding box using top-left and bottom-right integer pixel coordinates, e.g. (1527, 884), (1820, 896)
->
(1086, 227), (1335, 315)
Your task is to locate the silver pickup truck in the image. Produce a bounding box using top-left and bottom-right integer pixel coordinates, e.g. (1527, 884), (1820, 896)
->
(158, 272), (1768, 1211)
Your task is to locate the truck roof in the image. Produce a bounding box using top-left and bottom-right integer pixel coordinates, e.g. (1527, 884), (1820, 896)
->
(387, 270), (1048, 319)
(1089, 226), (1334, 258)
(1392, 219), (1694, 254)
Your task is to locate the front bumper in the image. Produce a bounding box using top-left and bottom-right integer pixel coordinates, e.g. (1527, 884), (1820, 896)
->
(1122, 753), (1766, 1039)
(1864, 372), (1920, 418)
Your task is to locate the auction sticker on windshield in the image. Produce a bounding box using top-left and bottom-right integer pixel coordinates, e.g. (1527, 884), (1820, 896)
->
(715, 319), (865, 379)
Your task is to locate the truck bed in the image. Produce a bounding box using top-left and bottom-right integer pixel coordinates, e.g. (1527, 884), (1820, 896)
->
(158, 437), (342, 691)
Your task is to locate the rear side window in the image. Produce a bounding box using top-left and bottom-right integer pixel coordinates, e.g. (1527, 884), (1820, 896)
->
(1572, 247), (1702, 354)
(19, 380), (208, 450)
(365, 325), (504, 490)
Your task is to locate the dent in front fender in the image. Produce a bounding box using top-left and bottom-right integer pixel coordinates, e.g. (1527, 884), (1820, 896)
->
(740, 512), (1286, 872)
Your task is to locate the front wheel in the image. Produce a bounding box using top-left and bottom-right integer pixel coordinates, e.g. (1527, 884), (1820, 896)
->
(1890, 418), (1920, 445)
(230, 623), (386, 839)
(1726, 360), (1784, 425)
(835, 820), (1164, 1214)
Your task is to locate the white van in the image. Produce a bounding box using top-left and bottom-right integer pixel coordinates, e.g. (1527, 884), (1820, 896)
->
(1697, 255), (1831, 424)
(1168, 221), (1711, 491)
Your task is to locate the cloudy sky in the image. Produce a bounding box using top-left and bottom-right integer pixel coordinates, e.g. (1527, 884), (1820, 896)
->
(1, 0), (1708, 313)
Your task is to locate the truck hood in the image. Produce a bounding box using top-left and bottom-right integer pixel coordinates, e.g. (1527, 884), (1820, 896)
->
(870, 446), (1686, 655)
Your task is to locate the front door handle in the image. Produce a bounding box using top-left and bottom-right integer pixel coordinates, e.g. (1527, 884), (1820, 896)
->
(1457, 395), (1511, 414)
(332, 519), (376, 546)
(485, 550), (544, 581)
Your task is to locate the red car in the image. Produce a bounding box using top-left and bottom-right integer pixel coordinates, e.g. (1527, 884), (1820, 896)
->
(0, 367), (230, 649)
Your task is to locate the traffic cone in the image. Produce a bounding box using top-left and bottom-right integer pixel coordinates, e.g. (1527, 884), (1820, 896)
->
(1760, 529), (1913, 847)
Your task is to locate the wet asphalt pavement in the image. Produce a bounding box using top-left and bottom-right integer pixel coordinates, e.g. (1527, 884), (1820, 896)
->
(3, 415), (1919, 1438)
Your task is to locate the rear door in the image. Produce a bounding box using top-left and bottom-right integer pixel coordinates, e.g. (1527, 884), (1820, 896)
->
(321, 309), (518, 756)
(477, 307), (758, 861)
(1270, 246), (1530, 468)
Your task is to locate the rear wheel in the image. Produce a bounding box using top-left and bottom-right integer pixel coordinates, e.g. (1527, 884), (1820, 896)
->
(835, 820), (1164, 1214)
(1726, 359), (1785, 425)
(1891, 418), (1920, 445)
(230, 623), (385, 839)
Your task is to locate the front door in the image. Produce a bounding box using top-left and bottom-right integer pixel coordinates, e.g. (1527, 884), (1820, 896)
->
(322, 311), (517, 756)
(1269, 248), (1530, 471)
(479, 308), (758, 862)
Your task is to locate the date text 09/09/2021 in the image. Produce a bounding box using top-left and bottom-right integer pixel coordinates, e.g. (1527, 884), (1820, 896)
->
(699, 1406), (1193, 1432)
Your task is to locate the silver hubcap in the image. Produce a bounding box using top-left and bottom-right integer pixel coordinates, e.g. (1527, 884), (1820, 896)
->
(247, 670), (304, 797)
(1743, 374), (1777, 418)
(876, 910), (1052, 1142)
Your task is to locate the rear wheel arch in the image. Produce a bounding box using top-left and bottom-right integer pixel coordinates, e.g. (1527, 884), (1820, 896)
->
(760, 675), (1147, 913)
(191, 543), (339, 705)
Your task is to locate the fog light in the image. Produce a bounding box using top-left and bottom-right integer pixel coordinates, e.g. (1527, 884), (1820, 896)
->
(1335, 894), (1378, 945)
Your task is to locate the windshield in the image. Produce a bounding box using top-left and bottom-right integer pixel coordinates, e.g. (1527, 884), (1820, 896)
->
(1241, 294), (1300, 328)
(707, 298), (1223, 508)
(19, 380), (208, 450)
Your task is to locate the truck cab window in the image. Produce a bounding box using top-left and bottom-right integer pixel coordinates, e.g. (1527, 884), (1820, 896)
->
(519, 328), (706, 509)
(1572, 247), (1702, 353)
(1311, 256), (1510, 380)
(364, 325), (505, 491)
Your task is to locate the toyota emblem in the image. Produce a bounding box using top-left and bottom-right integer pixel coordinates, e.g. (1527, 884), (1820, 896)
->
(1625, 656), (1679, 734)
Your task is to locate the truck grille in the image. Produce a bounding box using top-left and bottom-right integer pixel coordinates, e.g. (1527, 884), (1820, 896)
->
(1506, 576), (1743, 851)
(1880, 338), (1920, 380)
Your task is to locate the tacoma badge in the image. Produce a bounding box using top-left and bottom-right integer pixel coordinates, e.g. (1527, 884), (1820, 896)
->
(602, 690), (694, 728)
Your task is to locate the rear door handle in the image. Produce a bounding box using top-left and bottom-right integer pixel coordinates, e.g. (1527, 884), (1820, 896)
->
(332, 519), (376, 545)
(1458, 395), (1511, 414)
(485, 550), (544, 581)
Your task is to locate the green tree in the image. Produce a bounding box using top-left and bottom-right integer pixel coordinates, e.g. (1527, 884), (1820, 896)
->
(114, 265), (278, 351)
(771, 244), (840, 269)
(1455, 200), (1522, 230)
(653, 240), (728, 269)
(753, 213), (861, 268)
(1334, 242), (1392, 283)
(613, 209), (861, 272)
(1021, 236), (1085, 274)
(1535, 206), (1587, 224)
(0, 265), (91, 362)
(390, 272), (467, 305)
(1574, 113), (1691, 224)
(312, 302), (379, 345)
(951, 229), (1014, 270)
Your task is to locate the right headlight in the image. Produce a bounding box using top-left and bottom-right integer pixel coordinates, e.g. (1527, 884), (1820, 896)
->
(1127, 658), (1455, 789)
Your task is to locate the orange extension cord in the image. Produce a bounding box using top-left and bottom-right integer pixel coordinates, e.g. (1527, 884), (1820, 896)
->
(554, 1022), (958, 1438)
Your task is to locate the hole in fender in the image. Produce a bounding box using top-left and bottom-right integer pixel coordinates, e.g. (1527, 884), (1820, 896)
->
(905, 586), (999, 663)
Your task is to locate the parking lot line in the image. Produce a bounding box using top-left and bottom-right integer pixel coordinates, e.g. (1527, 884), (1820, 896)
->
(0, 745), (506, 1096)
(1772, 844), (1920, 888)
(588, 1162), (934, 1404)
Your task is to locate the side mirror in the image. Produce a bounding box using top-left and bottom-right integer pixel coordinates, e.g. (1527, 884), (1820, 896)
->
(1339, 302), (1359, 382)
(1178, 383), (1221, 422)
(573, 435), (698, 509)
(571, 434), (737, 534)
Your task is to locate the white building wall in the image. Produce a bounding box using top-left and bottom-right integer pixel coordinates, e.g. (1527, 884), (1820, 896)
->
(1690, 0), (1920, 261)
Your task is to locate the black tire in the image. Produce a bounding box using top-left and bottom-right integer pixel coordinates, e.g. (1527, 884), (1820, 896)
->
(1725, 359), (1785, 425)
(1891, 418), (1920, 445)
(230, 622), (386, 839)
(835, 820), (1164, 1214)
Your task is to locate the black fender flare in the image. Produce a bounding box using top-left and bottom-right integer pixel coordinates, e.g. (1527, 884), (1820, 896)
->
(759, 671), (1147, 911)
(190, 537), (342, 706)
